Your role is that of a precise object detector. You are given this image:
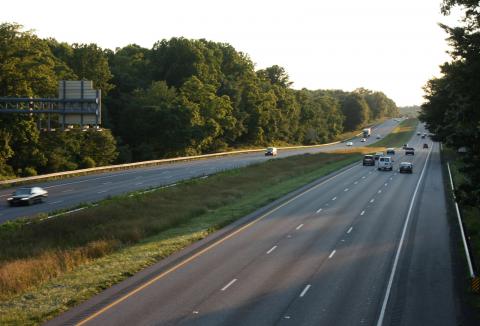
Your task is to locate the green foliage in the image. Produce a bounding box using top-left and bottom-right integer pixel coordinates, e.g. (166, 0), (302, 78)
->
(80, 157), (96, 168)
(0, 23), (399, 178)
(420, 1), (480, 205)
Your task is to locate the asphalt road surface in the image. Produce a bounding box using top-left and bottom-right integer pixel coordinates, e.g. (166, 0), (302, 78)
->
(0, 119), (400, 223)
(47, 124), (459, 326)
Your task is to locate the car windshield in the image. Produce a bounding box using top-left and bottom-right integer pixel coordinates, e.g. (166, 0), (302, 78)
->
(14, 188), (32, 195)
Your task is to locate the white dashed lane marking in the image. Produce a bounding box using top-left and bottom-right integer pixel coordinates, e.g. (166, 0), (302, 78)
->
(316, 208), (322, 214)
(299, 284), (311, 297)
(360, 210), (365, 216)
(296, 224), (304, 230)
(347, 226), (353, 234)
(266, 246), (277, 254)
(328, 250), (336, 259)
(221, 279), (237, 291)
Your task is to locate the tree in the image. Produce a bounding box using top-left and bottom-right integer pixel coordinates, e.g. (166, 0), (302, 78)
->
(340, 93), (370, 131)
(420, 0), (480, 205)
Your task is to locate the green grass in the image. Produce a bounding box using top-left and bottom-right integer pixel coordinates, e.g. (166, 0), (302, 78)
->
(368, 118), (418, 148)
(0, 152), (361, 325)
(441, 147), (480, 319)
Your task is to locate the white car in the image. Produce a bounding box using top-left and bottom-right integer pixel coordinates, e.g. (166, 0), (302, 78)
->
(360, 138), (367, 142)
(265, 147), (277, 156)
(346, 141), (353, 146)
(376, 134), (381, 139)
(378, 156), (393, 171)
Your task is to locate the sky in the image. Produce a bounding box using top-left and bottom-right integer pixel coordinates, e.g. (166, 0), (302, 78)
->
(0, 0), (464, 106)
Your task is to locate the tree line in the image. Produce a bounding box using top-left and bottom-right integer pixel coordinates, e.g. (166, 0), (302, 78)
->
(420, 0), (480, 206)
(0, 22), (398, 178)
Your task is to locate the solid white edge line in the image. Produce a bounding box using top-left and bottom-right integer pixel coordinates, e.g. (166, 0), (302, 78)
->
(47, 206), (87, 219)
(446, 162), (455, 192)
(299, 284), (311, 297)
(376, 147), (432, 326)
(221, 278), (237, 291)
(447, 163), (475, 277)
(328, 250), (336, 259)
(296, 224), (304, 230)
(266, 245), (278, 254)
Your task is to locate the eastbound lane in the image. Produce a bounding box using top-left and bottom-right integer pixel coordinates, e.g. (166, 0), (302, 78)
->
(48, 125), (457, 326)
(0, 119), (400, 223)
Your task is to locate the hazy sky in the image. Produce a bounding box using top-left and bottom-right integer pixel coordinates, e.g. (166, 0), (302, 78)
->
(1, 0), (463, 106)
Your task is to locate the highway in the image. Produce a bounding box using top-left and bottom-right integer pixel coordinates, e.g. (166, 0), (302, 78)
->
(47, 124), (459, 325)
(0, 119), (400, 223)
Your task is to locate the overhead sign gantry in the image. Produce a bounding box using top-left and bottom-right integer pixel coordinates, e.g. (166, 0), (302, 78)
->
(0, 80), (101, 130)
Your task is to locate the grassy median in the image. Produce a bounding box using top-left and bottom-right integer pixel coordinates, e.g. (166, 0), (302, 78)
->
(369, 118), (418, 148)
(0, 151), (362, 325)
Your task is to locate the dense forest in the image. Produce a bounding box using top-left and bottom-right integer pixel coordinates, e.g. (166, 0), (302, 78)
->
(398, 105), (420, 117)
(420, 0), (480, 206)
(0, 22), (398, 179)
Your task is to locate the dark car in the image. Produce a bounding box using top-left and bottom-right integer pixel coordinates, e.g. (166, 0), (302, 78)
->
(363, 155), (375, 166)
(7, 187), (48, 206)
(423, 143), (429, 149)
(402, 144), (408, 149)
(374, 152), (384, 160)
(399, 162), (413, 173)
(386, 148), (395, 155)
(405, 147), (415, 155)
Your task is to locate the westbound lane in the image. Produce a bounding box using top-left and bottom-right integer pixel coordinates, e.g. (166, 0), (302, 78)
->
(0, 119), (400, 223)
(46, 124), (456, 326)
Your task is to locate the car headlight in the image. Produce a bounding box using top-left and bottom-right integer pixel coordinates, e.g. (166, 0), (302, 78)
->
(21, 197), (29, 200)
(7, 197), (12, 201)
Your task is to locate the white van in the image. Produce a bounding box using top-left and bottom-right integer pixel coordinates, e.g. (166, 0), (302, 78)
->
(378, 156), (393, 171)
(265, 147), (278, 156)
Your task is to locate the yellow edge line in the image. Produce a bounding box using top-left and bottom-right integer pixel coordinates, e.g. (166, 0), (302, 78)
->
(76, 162), (359, 325)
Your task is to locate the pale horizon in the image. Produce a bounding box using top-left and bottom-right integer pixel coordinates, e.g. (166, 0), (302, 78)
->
(1, 0), (464, 106)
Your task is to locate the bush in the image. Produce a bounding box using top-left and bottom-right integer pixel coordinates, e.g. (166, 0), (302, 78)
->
(81, 156), (96, 168)
(22, 167), (37, 177)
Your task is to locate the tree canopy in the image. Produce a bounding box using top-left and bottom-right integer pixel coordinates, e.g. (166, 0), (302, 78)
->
(0, 22), (399, 178)
(420, 0), (480, 205)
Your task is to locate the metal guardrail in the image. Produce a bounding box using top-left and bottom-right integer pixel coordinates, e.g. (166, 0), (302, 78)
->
(0, 120), (388, 187)
(0, 141), (342, 187)
(446, 162), (476, 278)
